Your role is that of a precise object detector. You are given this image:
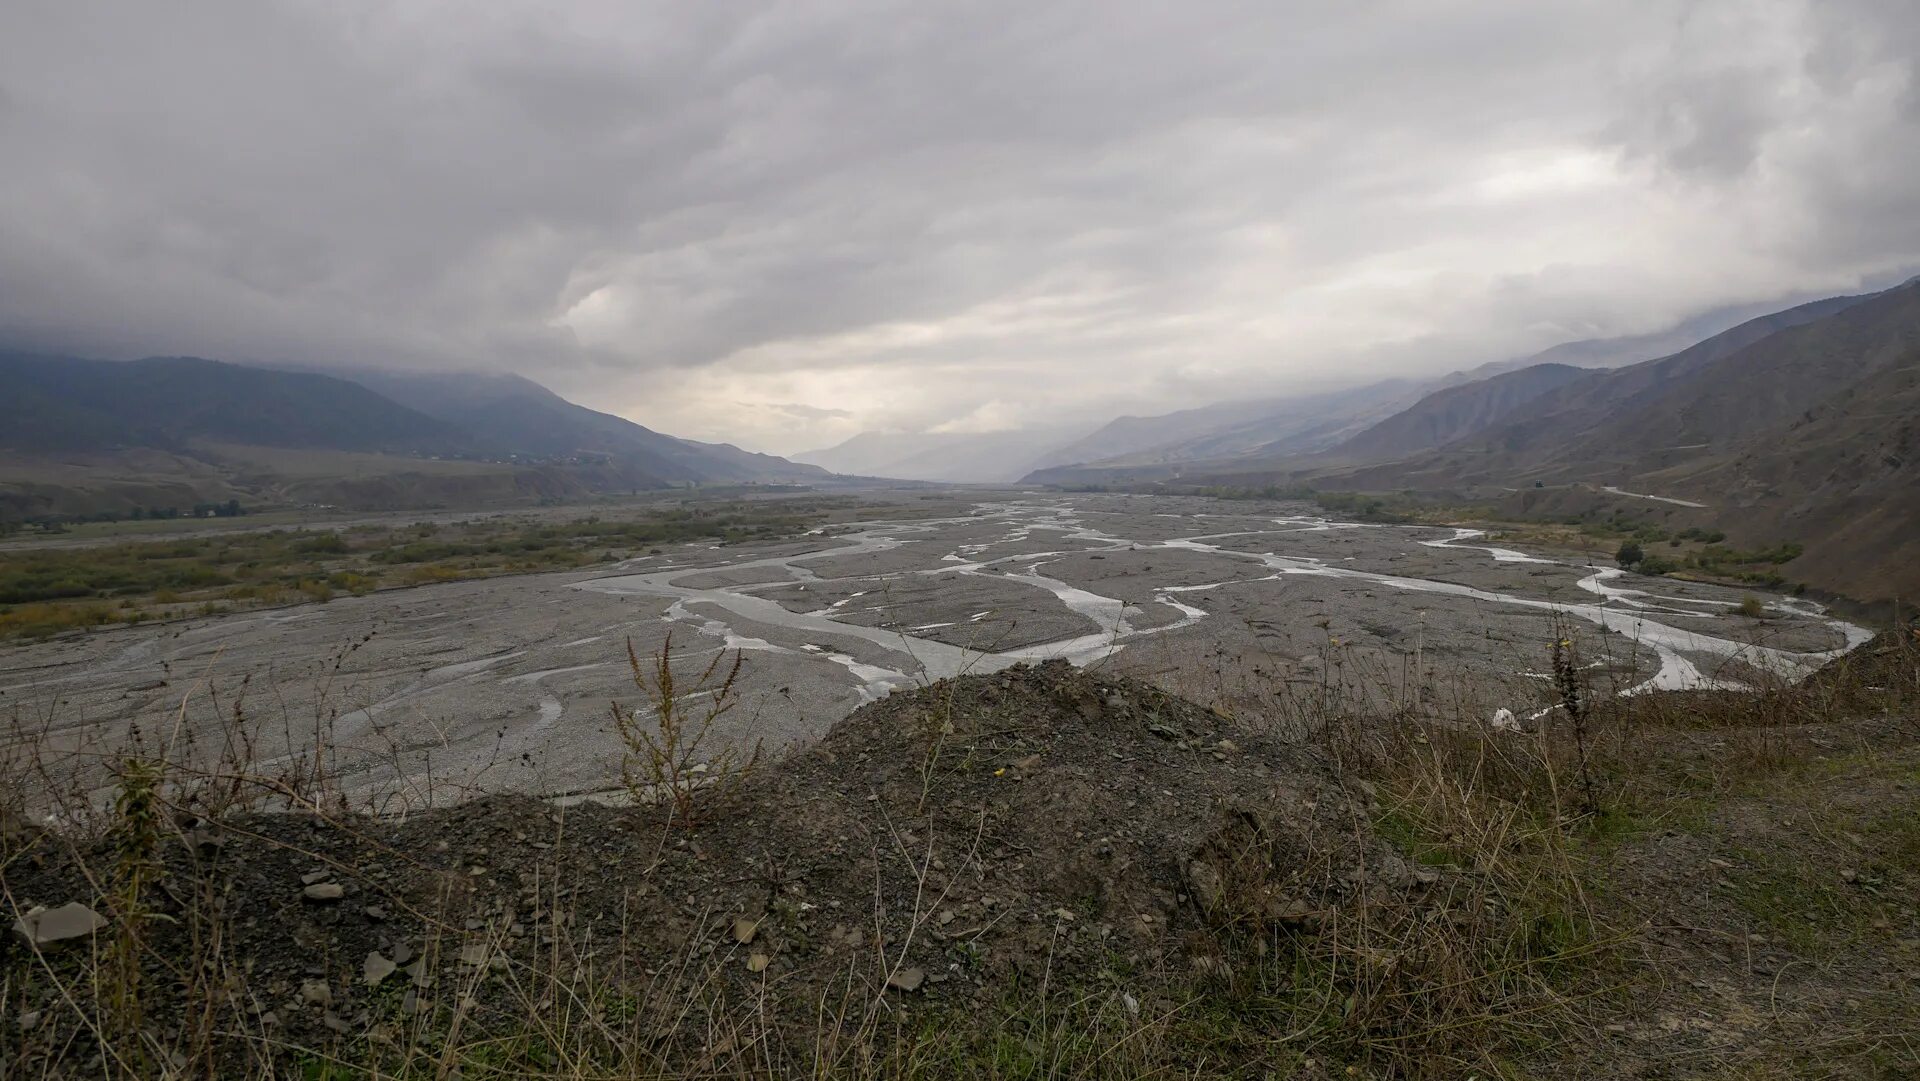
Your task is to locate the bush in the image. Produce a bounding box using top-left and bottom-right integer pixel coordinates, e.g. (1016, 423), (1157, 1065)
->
(1615, 541), (1645, 568)
(293, 532), (349, 555)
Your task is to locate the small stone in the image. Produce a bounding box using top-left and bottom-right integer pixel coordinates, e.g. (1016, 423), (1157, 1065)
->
(364, 904), (388, 921)
(303, 883), (345, 903)
(886, 967), (926, 993)
(746, 952), (770, 973)
(1840, 868), (1858, 883)
(300, 870), (332, 886)
(401, 989), (423, 1016)
(258, 1011), (281, 1028)
(363, 951), (396, 987)
(391, 942), (414, 965)
(459, 944), (490, 967)
(18, 1010), (41, 1032)
(299, 980), (332, 1008)
(732, 917), (760, 944)
(12, 902), (107, 947)
(322, 1011), (351, 1034)
(1186, 861), (1224, 913)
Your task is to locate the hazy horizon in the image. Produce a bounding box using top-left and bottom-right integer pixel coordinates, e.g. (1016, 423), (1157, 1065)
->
(5, 1), (1918, 456)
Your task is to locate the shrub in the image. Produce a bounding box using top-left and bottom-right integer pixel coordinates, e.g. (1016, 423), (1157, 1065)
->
(293, 532), (349, 555)
(1615, 540), (1644, 568)
(613, 633), (759, 827)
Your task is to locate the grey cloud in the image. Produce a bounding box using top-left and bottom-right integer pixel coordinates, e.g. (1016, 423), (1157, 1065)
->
(757, 403), (854, 421)
(1, 1), (1915, 453)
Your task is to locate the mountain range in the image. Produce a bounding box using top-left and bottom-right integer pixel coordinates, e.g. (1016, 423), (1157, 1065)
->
(803, 295), (1816, 487)
(9, 276), (1916, 600)
(1028, 280), (1919, 602)
(792, 428), (1099, 484)
(0, 354), (828, 518)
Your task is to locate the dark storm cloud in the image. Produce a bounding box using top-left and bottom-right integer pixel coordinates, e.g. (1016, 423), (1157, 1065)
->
(1, 1), (1914, 452)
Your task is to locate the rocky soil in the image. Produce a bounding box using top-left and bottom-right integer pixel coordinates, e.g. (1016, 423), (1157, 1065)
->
(3, 660), (1415, 1073)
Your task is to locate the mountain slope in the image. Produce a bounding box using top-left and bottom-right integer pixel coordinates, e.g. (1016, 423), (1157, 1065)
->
(0, 354), (471, 455)
(1405, 290), (1887, 485)
(342, 370), (828, 485)
(1019, 302), (1816, 482)
(1601, 282), (1920, 601)
(1654, 350), (1920, 601)
(1559, 285), (1919, 479)
(1311, 282), (1920, 600)
(1326, 363), (1590, 461)
(0, 355), (836, 519)
(1027, 379), (1423, 475)
(1026, 398), (1308, 472)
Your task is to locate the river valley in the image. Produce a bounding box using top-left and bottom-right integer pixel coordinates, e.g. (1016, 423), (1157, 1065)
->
(1, 492), (1868, 812)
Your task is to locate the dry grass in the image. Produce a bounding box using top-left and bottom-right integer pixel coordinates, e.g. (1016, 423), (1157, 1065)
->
(3, 627), (1917, 1079)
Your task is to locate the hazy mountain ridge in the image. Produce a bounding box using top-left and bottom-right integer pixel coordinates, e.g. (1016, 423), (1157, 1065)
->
(1322, 363), (1592, 461)
(0, 354), (474, 457)
(1014, 294), (1871, 487)
(795, 427), (1093, 483)
(1322, 289), (1890, 489)
(0, 355), (830, 518)
(1148, 281), (1920, 601)
(342, 370), (828, 485)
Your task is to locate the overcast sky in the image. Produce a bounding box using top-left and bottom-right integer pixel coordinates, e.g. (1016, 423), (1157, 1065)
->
(3, 1), (1917, 454)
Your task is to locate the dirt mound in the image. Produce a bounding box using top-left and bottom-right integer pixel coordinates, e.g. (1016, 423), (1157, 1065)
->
(5, 660), (1410, 1069)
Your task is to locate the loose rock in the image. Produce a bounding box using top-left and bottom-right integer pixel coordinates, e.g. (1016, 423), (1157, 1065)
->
(299, 980), (332, 1009)
(12, 903), (107, 947)
(363, 951), (396, 987)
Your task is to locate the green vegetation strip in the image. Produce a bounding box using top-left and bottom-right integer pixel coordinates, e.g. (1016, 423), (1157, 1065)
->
(0, 500), (849, 639)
